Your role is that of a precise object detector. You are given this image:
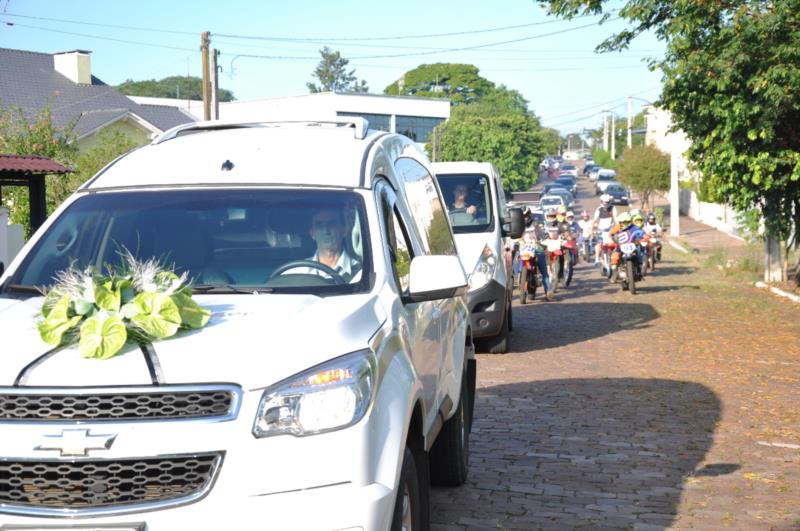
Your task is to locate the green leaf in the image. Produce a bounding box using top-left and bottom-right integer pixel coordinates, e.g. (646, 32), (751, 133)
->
(37, 296), (82, 346)
(72, 299), (95, 316)
(78, 315), (128, 359)
(130, 292), (181, 339)
(118, 279), (135, 304)
(95, 280), (121, 311)
(172, 291), (211, 329)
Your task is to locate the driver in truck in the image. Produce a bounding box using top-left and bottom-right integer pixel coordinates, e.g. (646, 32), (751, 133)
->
(306, 208), (362, 283)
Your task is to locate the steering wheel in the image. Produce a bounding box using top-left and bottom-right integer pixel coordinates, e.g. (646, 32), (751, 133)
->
(268, 260), (346, 285)
(54, 227), (79, 257)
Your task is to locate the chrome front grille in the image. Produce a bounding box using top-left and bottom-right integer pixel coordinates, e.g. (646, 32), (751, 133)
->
(0, 385), (238, 421)
(0, 453), (222, 513)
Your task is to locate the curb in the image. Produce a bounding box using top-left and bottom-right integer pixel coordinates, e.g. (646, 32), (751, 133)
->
(668, 240), (690, 254)
(755, 281), (800, 304)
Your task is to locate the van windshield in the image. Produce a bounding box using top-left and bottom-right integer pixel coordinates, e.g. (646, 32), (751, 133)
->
(436, 173), (494, 234)
(3, 189), (371, 296)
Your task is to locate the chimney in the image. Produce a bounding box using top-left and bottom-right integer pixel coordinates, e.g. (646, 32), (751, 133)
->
(53, 50), (92, 84)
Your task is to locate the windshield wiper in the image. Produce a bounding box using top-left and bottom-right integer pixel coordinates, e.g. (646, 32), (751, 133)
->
(2, 284), (45, 295)
(192, 284), (274, 294)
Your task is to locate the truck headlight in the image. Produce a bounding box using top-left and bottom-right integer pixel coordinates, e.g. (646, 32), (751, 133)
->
(469, 244), (497, 291)
(253, 350), (377, 438)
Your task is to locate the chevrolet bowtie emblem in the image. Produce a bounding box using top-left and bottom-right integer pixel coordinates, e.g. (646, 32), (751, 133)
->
(35, 429), (117, 457)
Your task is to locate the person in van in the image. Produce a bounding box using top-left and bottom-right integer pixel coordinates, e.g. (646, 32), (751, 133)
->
(449, 184), (478, 225)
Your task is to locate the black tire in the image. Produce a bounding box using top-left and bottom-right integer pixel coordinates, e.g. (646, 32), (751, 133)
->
(466, 359), (476, 433)
(565, 255), (574, 287)
(429, 377), (470, 486)
(549, 259), (560, 292)
(519, 268), (528, 305)
(626, 260), (636, 294)
(648, 251), (656, 272)
(484, 303), (509, 354)
(391, 446), (425, 531)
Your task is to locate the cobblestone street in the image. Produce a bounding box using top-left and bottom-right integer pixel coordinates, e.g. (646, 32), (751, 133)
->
(431, 242), (800, 530)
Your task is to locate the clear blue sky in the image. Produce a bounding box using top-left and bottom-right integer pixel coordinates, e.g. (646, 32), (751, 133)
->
(0, 0), (665, 137)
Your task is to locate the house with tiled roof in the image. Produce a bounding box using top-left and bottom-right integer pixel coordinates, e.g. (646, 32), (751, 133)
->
(0, 47), (195, 148)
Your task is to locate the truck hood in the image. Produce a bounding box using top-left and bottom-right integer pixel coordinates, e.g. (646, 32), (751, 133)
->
(0, 293), (385, 390)
(454, 232), (494, 277)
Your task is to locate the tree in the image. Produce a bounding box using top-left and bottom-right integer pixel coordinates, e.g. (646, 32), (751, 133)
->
(429, 104), (545, 192)
(616, 145), (670, 210)
(540, 128), (563, 156)
(117, 76), (235, 102)
(384, 63), (495, 105)
(0, 107), (144, 237)
(541, 0), (800, 281)
(307, 47), (368, 93)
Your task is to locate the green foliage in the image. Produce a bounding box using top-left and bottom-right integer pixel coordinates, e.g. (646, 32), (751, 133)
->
(384, 63), (496, 105)
(735, 208), (763, 244)
(541, 0), (800, 246)
(540, 128), (563, 155)
(0, 109), (143, 237)
(37, 254), (211, 360)
(591, 149), (617, 169)
(117, 76), (235, 102)
(616, 145), (670, 208)
(307, 47), (369, 93)
(430, 103), (545, 192)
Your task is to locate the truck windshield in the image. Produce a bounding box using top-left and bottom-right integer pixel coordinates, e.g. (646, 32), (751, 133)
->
(436, 173), (494, 234)
(3, 189), (371, 296)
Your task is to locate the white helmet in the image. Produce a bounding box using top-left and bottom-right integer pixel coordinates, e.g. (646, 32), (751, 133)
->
(600, 194), (611, 204)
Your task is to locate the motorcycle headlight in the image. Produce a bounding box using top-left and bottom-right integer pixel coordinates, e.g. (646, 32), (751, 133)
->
(253, 350), (377, 438)
(469, 244), (497, 291)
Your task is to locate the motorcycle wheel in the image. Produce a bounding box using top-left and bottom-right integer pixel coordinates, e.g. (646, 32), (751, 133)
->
(648, 252), (656, 272)
(565, 255), (574, 287)
(519, 268), (528, 305)
(549, 260), (560, 292)
(626, 260), (637, 294)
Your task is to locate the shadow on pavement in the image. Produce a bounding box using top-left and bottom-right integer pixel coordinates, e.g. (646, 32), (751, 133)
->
(431, 378), (723, 530)
(510, 302), (659, 352)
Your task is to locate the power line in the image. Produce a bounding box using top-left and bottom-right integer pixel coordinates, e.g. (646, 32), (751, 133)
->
(214, 14), (607, 42)
(2, 12), (197, 36)
(224, 18), (620, 62)
(1, 19), (197, 52)
(540, 87), (660, 120)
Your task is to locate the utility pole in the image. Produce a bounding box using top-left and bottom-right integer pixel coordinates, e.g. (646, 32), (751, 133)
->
(627, 96), (633, 149)
(200, 31), (211, 121)
(610, 113), (616, 159)
(602, 108), (609, 152)
(211, 48), (220, 120)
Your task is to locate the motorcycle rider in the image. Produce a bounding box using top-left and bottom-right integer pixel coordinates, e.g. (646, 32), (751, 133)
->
(518, 222), (554, 301)
(577, 210), (595, 262)
(593, 194), (618, 264)
(644, 212), (663, 261)
(609, 211), (646, 280)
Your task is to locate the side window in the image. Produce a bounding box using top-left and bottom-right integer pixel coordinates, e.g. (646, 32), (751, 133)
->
(379, 188), (413, 293)
(395, 157), (457, 256)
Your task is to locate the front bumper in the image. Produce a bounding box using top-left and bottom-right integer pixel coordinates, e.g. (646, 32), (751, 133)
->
(0, 480), (393, 531)
(467, 279), (507, 338)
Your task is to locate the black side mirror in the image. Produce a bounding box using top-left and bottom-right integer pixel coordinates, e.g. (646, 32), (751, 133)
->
(503, 207), (525, 239)
(0, 262), (4, 276)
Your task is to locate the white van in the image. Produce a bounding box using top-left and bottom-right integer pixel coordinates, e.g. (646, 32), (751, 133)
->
(433, 162), (523, 354)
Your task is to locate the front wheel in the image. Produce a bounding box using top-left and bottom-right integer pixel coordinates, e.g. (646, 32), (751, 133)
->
(391, 446), (425, 531)
(564, 254), (574, 287)
(519, 268), (528, 305)
(626, 260), (637, 294)
(429, 376), (470, 486)
(549, 259), (560, 292)
(648, 251), (656, 272)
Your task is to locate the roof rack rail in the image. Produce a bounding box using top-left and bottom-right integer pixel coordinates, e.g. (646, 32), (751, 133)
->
(152, 118), (370, 145)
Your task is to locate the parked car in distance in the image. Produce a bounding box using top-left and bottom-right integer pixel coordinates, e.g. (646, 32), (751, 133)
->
(554, 175), (577, 196)
(560, 163), (578, 178)
(0, 118), (475, 531)
(583, 163), (600, 177)
(433, 161), (525, 354)
(595, 170), (619, 194)
(546, 187), (575, 209)
(604, 183), (630, 205)
(539, 194), (567, 211)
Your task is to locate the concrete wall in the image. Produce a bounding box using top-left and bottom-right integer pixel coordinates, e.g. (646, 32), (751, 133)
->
(0, 207), (24, 271)
(679, 189), (743, 237)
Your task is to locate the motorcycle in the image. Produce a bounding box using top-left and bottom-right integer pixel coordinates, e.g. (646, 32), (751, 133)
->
(612, 230), (643, 294)
(646, 233), (662, 272)
(545, 234), (574, 290)
(581, 232), (596, 263)
(517, 242), (540, 304)
(598, 231), (615, 279)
